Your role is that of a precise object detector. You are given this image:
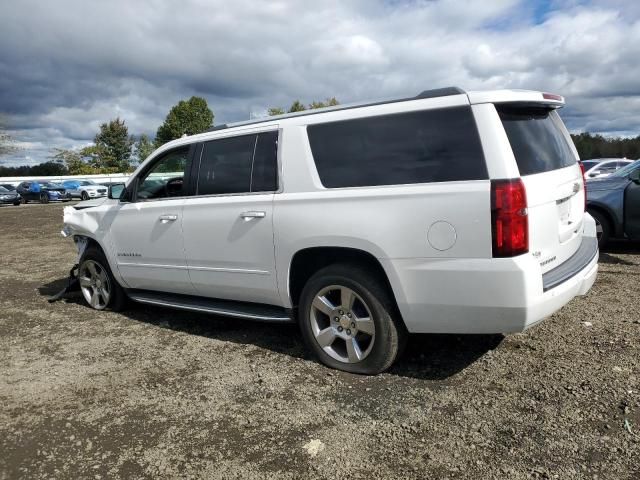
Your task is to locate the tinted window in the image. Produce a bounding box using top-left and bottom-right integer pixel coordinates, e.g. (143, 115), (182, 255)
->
(251, 131), (279, 192)
(498, 106), (576, 176)
(137, 147), (190, 200)
(307, 107), (487, 188)
(198, 135), (255, 195)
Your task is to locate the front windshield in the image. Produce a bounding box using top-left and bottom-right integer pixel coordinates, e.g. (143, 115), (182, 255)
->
(80, 180), (95, 186)
(611, 160), (640, 178)
(0, 186), (9, 193)
(41, 182), (63, 188)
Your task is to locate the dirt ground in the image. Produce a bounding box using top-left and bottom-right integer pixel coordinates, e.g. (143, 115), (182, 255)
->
(0, 202), (638, 479)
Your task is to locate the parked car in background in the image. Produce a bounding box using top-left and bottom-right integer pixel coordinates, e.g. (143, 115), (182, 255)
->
(62, 179), (108, 200)
(582, 158), (633, 180)
(587, 160), (640, 247)
(0, 186), (21, 206)
(63, 87), (598, 375)
(16, 181), (68, 204)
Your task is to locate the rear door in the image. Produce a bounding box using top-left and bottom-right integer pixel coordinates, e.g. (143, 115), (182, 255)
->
(497, 105), (585, 272)
(181, 130), (281, 305)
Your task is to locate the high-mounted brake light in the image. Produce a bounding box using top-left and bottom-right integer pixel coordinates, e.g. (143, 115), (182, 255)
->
(542, 92), (564, 102)
(578, 162), (587, 211)
(491, 179), (529, 257)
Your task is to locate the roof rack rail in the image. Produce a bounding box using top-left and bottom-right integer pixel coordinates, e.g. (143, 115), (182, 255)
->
(207, 86), (465, 132)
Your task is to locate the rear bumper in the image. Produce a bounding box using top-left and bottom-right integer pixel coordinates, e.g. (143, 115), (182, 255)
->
(381, 219), (599, 334)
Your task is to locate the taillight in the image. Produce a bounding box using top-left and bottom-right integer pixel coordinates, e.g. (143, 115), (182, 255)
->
(491, 179), (529, 257)
(578, 162), (587, 211)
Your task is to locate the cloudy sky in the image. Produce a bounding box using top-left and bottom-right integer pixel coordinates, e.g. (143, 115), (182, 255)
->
(1, 0), (640, 166)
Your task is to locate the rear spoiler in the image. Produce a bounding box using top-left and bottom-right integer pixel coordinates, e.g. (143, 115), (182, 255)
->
(467, 90), (565, 108)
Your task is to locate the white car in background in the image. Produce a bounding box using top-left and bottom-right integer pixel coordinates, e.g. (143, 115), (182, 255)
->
(63, 180), (109, 201)
(582, 158), (633, 180)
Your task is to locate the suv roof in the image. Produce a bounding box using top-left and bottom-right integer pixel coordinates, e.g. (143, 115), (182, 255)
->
(209, 87), (566, 133)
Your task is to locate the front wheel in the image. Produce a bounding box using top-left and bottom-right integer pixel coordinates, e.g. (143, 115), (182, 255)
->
(13, 201), (20, 206)
(39, 193), (49, 204)
(81, 191), (89, 201)
(298, 264), (406, 375)
(78, 246), (127, 311)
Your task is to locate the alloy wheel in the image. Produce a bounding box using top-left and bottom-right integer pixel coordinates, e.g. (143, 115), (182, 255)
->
(309, 285), (376, 364)
(78, 260), (111, 310)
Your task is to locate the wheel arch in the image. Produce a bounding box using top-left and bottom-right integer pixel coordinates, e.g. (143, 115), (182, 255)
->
(72, 234), (128, 288)
(287, 246), (406, 328)
(587, 202), (619, 237)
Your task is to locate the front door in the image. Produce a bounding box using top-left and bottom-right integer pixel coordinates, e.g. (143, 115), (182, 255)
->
(107, 146), (195, 294)
(625, 173), (640, 239)
(182, 130), (281, 305)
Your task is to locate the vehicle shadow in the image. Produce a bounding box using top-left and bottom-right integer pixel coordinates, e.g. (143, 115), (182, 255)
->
(599, 240), (640, 265)
(38, 278), (502, 381)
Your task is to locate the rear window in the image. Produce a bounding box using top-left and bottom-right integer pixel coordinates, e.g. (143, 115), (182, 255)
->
(498, 106), (576, 176)
(307, 106), (487, 188)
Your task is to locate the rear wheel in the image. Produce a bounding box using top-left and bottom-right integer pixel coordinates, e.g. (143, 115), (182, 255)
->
(589, 210), (610, 248)
(298, 264), (406, 375)
(78, 246), (127, 311)
(39, 193), (49, 204)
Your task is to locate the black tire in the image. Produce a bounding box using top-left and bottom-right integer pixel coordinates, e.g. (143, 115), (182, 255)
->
(589, 210), (610, 249)
(298, 263), (407, 375)
(81, 191), (89, 201)
(79, 246), (127, 311)
(39, 193), (49, 204)
(13, 201), (20, 206)
(21, 196), (27, 204)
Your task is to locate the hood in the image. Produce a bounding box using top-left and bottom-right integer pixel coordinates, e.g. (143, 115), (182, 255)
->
(586, 176), (628, 192)
(83, 185), (107, 191)
(73, 197), (108, 210)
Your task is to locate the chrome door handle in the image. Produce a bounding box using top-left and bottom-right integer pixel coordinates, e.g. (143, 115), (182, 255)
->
(159, 214), (178, 223)
(240, 211), (266, 220)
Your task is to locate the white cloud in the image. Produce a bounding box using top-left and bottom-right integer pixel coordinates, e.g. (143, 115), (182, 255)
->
(1, 0), (640, 166)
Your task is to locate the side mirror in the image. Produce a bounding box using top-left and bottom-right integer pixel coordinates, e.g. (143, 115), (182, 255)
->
(108, 183), (126, 200)
(629, 169), (640, 185)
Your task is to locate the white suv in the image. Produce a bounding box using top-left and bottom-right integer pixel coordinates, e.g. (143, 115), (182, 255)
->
(62, 87), (599, 374)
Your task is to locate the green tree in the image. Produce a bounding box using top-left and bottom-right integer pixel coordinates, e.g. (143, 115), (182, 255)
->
(308, 97), (339, 109)
(288, 100), (306, 113)
(50, 147), (120, 175)
(93, 117), (134, 171)
(268, 98), (340, 116)
(134, 134), (155, 164)
(155, 96), (214, 147)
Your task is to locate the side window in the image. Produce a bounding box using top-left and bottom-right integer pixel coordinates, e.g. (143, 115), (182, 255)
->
(251, 131), (279, 192)
(307, 107), (487, 188)
(137, 147), (190, 201)
(197, 135), (256, 195)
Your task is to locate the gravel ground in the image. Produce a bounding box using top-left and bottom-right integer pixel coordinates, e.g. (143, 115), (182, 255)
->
(0, 203), (638, 480)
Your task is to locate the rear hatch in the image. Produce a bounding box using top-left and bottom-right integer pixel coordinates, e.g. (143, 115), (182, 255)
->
(497, 105), (584, 273)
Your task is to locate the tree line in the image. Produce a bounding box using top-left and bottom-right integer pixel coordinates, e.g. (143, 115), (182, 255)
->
(0, 96), (339, 177)
(1, 99), (639, 178)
